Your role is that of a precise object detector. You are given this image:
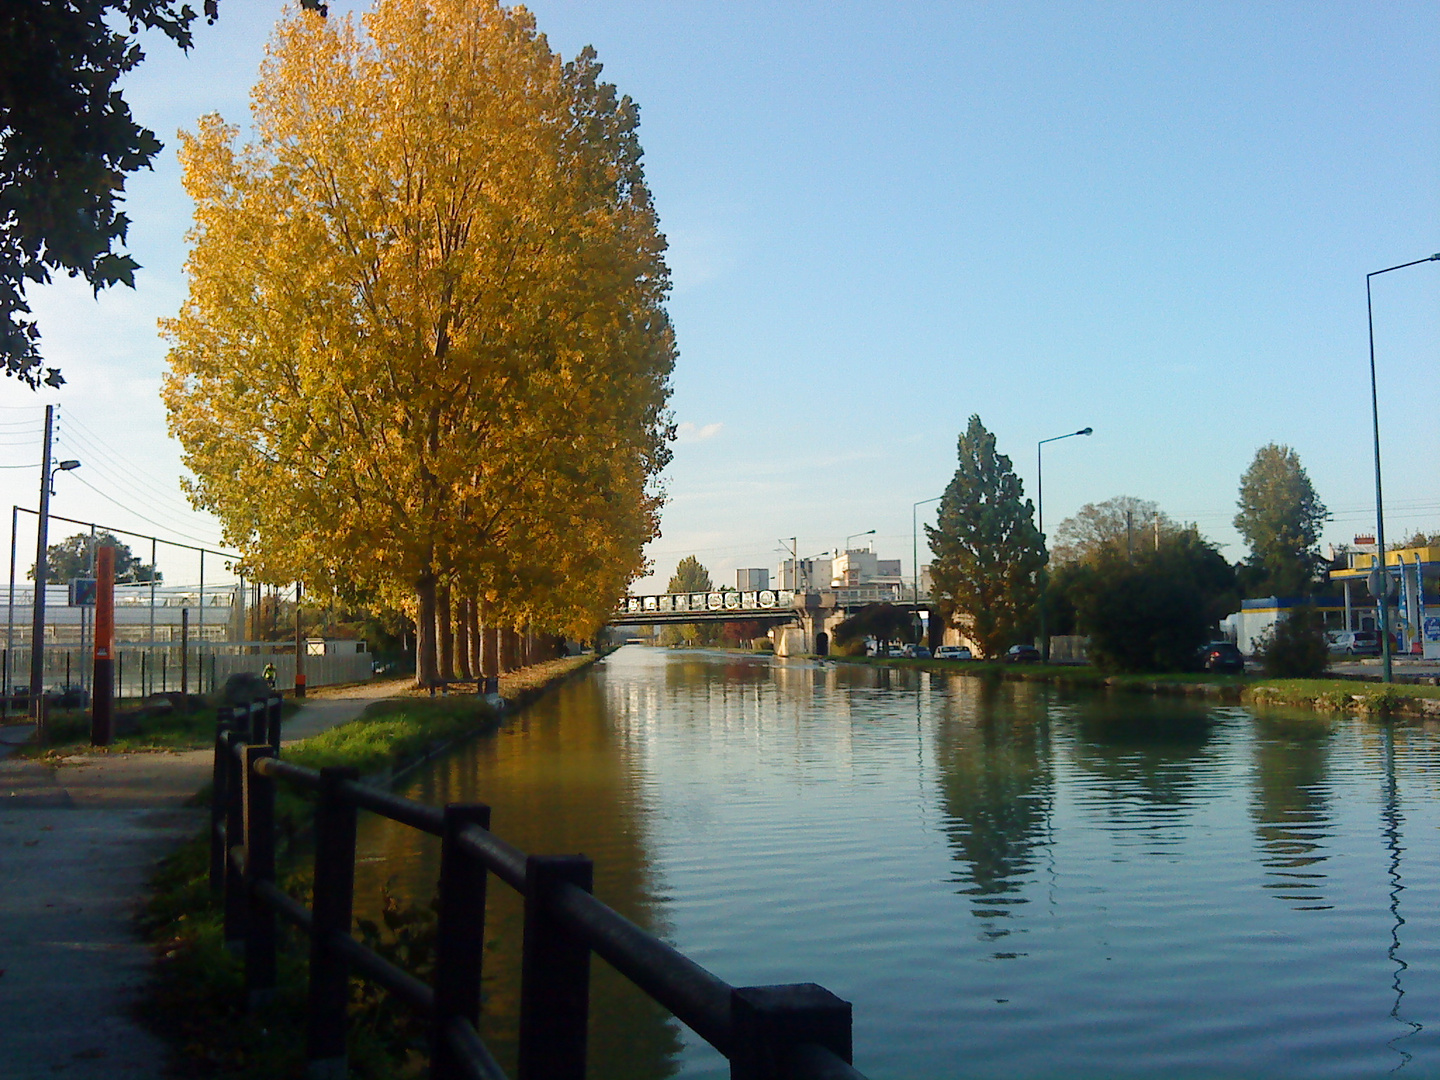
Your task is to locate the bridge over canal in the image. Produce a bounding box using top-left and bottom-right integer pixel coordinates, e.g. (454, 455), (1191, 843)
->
(610, 588), (931, 655)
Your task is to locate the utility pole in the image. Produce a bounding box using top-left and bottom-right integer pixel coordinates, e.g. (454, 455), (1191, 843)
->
(294, 581), (306, 697)
(1126, 509), (1134, 563)
(28, 406), (54, 717)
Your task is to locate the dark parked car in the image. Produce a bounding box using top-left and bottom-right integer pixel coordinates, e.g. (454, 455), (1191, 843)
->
(1005, 644), (1041, 664)
(1196, 642), (1245, 674)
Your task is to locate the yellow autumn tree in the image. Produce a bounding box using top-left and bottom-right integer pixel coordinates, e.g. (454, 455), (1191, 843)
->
(162, 0), (674, 684)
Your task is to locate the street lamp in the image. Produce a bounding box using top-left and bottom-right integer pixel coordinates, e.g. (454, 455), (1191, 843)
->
(50, 460), (80, 493)
(1037, 426), (1092, 661)
(1367, 252), (1439, 684)
(30, 451), (80, 716)
(845, 529), (876, 552)
(913, 496), (942, 604)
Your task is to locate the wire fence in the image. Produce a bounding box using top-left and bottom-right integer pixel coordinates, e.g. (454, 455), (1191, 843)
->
(0, 645), (372, 703)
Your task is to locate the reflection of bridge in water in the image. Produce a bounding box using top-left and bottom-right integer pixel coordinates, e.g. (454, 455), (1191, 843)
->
(611, 588), (931, 655)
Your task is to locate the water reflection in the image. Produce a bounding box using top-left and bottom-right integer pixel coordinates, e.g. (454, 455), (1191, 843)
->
(1249, 711), (1335, 911)
(932, 679), (1052, 944)
(351, 674), (682, 1080)
(341, 650), (1440, 1079)
(1382, 724), (1423, 1067)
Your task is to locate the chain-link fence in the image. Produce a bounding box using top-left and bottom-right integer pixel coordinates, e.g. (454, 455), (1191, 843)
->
(0, 643), (372, 703)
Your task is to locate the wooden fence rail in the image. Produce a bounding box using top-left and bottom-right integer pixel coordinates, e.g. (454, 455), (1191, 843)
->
(210, 703), (867, 1080)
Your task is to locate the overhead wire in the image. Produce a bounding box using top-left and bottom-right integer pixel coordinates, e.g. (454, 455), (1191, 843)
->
(65, 473), (230, 549)
(54, 420), (228, 543)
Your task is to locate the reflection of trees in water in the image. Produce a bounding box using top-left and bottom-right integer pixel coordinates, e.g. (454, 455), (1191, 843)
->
(932, 682), (1052, 944)
(350, 674), (681, 1080)
(1065, 697), (1219, 826)
(1248, 711), (1336, 911)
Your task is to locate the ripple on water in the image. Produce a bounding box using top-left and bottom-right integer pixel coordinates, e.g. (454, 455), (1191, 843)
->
(351, 650), (1440, 1079)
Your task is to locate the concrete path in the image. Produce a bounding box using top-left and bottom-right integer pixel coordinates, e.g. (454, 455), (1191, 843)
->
(0, 681), (406, 1078)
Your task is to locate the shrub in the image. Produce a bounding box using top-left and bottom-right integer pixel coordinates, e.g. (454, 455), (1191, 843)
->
(1069, 561), (1208, 673)
(1256, 606), (1329, 678)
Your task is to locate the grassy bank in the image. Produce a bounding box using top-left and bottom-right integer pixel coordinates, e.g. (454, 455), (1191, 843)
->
(140, 653), (601, 1079)
(842, 655), (1440, 717)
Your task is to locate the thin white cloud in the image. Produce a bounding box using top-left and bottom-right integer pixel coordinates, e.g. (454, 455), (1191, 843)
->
(675, 421), (724, 443)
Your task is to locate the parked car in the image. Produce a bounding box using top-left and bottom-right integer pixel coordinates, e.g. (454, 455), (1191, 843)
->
(1327, 630), (1381, 657)
(934, 645), (973, 661)
(1196, 641), (1245, 674)
(903, 644), (932, 659)
(1004, 644), (1041, 664)
(887, 644), (906, 657)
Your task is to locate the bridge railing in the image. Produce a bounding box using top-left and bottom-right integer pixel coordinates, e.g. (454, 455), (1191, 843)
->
(619, 588), (797, 617)
(210, 703), (867, 1080)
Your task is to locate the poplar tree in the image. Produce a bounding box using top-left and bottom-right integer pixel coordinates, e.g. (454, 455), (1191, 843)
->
(163, 0), (674, 684)
(1234, 444), (1329, 597)
(927, 415), (1045, 658)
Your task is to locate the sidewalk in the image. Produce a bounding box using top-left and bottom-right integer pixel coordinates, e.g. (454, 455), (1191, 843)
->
(0, 680), (404, 1079)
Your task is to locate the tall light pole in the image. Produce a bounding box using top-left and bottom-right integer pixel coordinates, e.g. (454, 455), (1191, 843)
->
(1368, 253), (1439, 684)
(28, 403), (80, 716)
(1037, 426), (1092, 661)
(845, 529), (875, 552)
(913, 496), (942, 604)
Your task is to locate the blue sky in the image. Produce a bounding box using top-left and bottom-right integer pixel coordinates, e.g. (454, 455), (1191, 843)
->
(8, 1), (1439, 595)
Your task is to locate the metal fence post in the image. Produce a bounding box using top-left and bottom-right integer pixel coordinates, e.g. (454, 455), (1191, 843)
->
(222, 728), (247, 951)
(431, 803), (491, 1080)
(307, 766), (359, 1080)
(266, 693), (283, 751)
(729, 984), (853, 1080)
(248, 699), (266, 745)
(209, 709), (233, 895)
(517, 853), (593, 1080)
(243, 743), (276, 1008)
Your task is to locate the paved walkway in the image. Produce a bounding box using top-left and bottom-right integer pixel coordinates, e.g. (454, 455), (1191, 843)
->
(0, 681), (405, 1078)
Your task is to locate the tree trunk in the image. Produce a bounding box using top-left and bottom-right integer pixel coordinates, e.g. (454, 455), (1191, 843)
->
(501, 627), (518, 672)
(466, 596), (482, 676)
(438, 582), (455, 682)
(415, 572), (439, 687)
(482, 619), (499, 679)
(455, 595), (472, 680)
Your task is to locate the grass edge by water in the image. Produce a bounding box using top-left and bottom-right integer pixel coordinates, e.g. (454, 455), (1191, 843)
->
(137, 651), (602, 1079)
(838, 654), (1440, 718)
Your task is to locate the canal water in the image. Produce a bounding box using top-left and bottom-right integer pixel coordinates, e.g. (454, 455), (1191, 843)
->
(352, 647), (1440, 1079)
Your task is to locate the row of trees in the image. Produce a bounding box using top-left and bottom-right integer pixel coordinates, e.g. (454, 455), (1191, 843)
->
(162, 1), (675, 684)
(926, 415), (1332, 671)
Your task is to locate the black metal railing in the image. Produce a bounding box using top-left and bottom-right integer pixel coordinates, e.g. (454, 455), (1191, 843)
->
(210, 702), (867, 1079)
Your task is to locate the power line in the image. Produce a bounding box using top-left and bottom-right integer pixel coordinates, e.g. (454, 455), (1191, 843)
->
(54, 423), (228, 543)
(58, 421), (210, 517)
(65, 473), (233, 549)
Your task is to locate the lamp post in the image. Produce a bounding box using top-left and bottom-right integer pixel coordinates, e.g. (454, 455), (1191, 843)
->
(845, 529), (875, 552)
(28, 439), (80, 717)
(1037, 426), (1092, 661)
(913, 496), (942, 604)
(1368, 253), (1439, 684)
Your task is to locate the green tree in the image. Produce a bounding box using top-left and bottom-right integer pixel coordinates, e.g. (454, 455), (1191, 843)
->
(1234, 444), (1329, 597)
(662, 556), (716, 646)
(1050, 495), (1183, 566)
(29, 530), (161, 584)
(1255, 605), (1329, 678)
(667, 556), (712, 594)
(1064, 530), (1237, 673)
(927, 415), (1045, 659)
(832, 603), (915, 656)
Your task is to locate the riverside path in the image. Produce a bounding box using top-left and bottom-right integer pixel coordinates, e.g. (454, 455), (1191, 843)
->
(0, 679), (405, 1079)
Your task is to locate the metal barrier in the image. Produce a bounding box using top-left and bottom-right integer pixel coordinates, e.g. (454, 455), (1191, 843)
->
(210, 702), (866, 1080)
